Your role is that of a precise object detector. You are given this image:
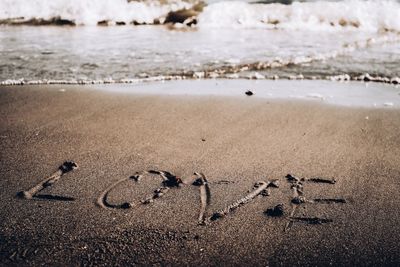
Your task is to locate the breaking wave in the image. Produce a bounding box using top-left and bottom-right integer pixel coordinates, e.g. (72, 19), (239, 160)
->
(0, 0), (193, 26)
(198, 0), (400, 32)
(0, 0), (399, 32)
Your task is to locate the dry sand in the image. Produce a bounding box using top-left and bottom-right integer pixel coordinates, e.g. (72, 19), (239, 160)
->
(0, 84), (399, 266)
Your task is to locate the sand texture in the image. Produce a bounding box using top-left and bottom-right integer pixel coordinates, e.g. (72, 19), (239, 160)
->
(0, 84), (399, 266)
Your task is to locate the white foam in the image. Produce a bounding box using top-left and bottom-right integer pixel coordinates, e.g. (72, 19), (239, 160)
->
(0, 0), (191, 25)
(198, 0), (400, 32)
(1, 0), (399, 32)
(306, 93), (325, 100)
(384, 102), (394, 106)
(2, 72), (400, 86)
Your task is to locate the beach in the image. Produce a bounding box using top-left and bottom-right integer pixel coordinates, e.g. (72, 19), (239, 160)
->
(0, 82), (399, 266)
(1, 0), (400, 265)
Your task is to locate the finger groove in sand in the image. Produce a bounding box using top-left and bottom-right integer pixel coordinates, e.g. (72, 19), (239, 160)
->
(193, 172), (210, 225)
(209, 181), (270, 222)
(290, 217), (333, 225)
(17, 161), (78, 200)
(97, 170), (182, 209)
(284, 174), (345, 231)
(285, 174), (305, 231)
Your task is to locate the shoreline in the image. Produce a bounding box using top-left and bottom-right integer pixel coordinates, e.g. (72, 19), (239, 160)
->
(1, 79), (400, 109)
(2, 75), (400, 87)
(1, 83), (399, 266)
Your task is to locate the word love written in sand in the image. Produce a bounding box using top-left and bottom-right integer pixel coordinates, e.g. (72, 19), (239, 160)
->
(18, 161), (347, 229)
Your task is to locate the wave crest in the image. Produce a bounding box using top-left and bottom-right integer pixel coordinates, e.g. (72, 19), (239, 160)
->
(1, 0), (399, 32)
(0, 0), (194, 26)
(198, 0), (400, 32)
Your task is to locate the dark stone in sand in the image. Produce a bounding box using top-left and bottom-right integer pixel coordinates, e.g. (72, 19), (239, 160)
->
(286, 174), (300, 182)
(193, 178), (205, 186)
(261, 189), (270, 196)
(59, 161), (78, 173)
(162, 172), (183, 187)
(163, 179), (182, 187)
(292, 196), (306, 204)
(245, 90), (254, 96)
(121, 202), (132, 209)
(269, 179), (280, 188)
(210, 212), (223, 221)
(265, 204), (285, 217)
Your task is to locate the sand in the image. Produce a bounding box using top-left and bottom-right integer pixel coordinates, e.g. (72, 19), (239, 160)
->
(0, 83), (399, 266)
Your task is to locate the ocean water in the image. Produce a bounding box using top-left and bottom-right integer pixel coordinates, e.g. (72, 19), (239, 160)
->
(0, 0), (399, 85)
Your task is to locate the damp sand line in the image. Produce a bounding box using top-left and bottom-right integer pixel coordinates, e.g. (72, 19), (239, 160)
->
(17, 161), (78, 200)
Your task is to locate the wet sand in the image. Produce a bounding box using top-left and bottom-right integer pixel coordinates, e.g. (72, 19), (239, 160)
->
(0, 84), (399, 266)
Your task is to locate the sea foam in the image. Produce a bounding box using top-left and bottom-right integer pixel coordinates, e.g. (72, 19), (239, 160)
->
(0, 0), (399, 32)
(198, 0), (400, 32)
(0, 0), (191, 25)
